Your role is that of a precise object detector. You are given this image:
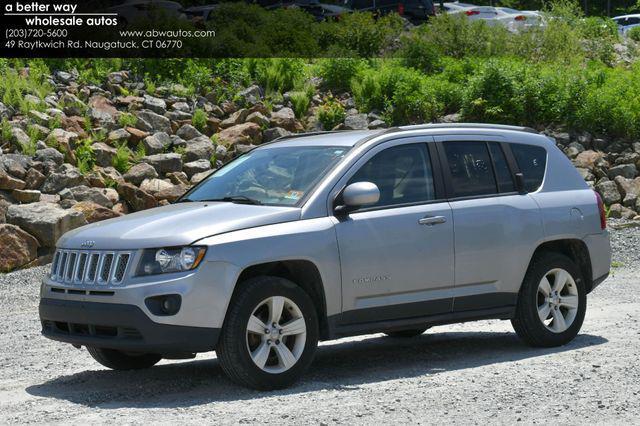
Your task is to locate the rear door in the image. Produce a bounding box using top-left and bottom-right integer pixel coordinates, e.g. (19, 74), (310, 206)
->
(435, 135), (544, 313)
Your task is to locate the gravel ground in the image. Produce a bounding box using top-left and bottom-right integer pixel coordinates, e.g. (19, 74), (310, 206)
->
(1, 225), (639, 425)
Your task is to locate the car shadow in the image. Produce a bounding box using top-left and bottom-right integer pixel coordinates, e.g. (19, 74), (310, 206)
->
(26, 330), (607, 408)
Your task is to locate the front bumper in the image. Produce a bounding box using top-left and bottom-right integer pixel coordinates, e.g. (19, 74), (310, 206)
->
(40, 298), (220, 354)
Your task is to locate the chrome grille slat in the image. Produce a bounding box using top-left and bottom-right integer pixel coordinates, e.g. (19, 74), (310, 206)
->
(50, 250), (131, 287)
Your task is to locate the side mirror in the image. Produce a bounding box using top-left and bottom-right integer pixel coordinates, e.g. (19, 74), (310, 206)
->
(335, 182), (380, 215)
(515, 172), (527, 194)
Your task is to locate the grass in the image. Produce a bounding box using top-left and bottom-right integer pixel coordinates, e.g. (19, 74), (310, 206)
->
(118, 112), (137, 128)
(112, 143), (132, 174)
(192, 109), (207, 132)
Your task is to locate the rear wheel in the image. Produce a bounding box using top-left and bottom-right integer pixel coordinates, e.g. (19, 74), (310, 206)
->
(216, 276), (319, 390)
(512, 252), (586, 347)
(87, 347), (161, 370)
(384, 327), (429, 338)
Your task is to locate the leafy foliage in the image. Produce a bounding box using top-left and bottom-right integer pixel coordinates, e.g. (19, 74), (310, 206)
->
(317, 97), (346, 130)
(192, 108), (208, 132)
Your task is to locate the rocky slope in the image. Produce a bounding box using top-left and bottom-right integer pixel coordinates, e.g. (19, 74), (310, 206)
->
(0, 67), (639, 272)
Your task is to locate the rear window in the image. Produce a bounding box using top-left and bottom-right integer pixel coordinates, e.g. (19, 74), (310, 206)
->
(443, 141), (497, 198)
(511, 144), (547, 192)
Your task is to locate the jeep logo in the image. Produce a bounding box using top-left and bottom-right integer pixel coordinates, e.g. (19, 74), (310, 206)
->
(80, 240), (96, 249)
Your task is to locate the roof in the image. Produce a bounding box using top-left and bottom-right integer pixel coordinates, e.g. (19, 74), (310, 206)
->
(263, 123), (541, 148)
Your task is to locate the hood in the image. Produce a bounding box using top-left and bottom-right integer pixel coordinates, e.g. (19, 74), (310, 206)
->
(57, 202), (301, 250)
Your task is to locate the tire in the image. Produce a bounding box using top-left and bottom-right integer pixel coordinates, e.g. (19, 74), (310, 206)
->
(216, 276), (319, 390)
(87, 347), (161, 370)
(384, 327), (429, 338)
(511, 252), (587, 347)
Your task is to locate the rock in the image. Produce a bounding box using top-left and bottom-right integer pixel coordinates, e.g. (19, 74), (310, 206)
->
(59, 93), (86, 116)
(68, 185), (113, 208)
(143, 95), (167, 115)
(246, 111), (270, 128)
(136, 110), (171, 133)
(0, 224), (39, 272)
(29, 110), (51, 126)
(12, 189), (41, 203)
(142, 132), (172, 155)
(221, 109), (251, 129)
(98, 167), (124, 184)
(155, 184), (188, 203)
(24, 168), (46, 190)
(239, 85), (262, 105)
(368, 119), (387, 129)
(10, 127), (30, 148)
(0, 168), (26, 190)
(140, 178), (174, 195)
(34, 147), (64, 166)
(217, 123), (262, 146)
(573, 150), (608, 170)
(112, 202), (129, 215)
(608, 163), (637, 180)
(595, 180), (621, 205)
(41, 164), (88, 194)
(93, 142), (118, 167)
(167, 171), (189, 186)
(190, 171), (211, 185)
(0, 154), (31, 179)
(125, 127), (149, 142)
(47, 128), (78, 149)
(176, 124), (203, 141)
(564, 142), (586, 159)
(123, 162), (158, 186)
(172, 102), (191, 113)
(614, 176), (640, 208)
(608, 203), (637, 219)
(102, 188), (120, 205)
(576, 167), (595, 182)
(263, 127), (291, 143)
(108, 128), (131, 143)
(0, 102), (12, 120)
(54, 70), (75, 84)
(71, 201), (121, 223)
(183, 159), (211, 178)
(142, 153), (183, 174)
(117, 182), (158, 212)
(270, 107), (303, 132)
(6, 202), (87, 247)
(343, 113), (369, 130)
(184, 136), (216, 162)
(108, 71), (129, 85)
(88, 95), (117, 124)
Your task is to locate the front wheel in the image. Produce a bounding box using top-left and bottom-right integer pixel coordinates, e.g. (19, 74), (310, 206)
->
(216, 276), (319, 390)
(512, 252), (586, 347)
(87, 347), (161, 370)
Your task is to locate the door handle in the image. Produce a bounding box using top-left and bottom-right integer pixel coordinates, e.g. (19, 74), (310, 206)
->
(419, 215), (447, 226)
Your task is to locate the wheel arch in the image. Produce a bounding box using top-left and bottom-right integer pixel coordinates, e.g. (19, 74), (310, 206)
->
(233, 260), (330, 339)
(528, 239), (594, 293)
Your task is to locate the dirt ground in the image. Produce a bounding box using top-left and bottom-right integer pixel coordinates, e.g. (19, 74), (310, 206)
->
(1, 227), (639, 424)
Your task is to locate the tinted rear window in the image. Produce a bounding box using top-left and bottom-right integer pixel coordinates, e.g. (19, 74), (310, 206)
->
(488, 142), (515, 193)
(511, 144), (547, 192)
(443, 141), (497, 198)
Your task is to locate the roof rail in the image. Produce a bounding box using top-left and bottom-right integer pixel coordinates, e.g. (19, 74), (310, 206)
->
(395, 123), (540, 134)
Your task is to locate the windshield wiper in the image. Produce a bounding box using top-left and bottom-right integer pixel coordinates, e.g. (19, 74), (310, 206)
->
(199, 196), (263, 205)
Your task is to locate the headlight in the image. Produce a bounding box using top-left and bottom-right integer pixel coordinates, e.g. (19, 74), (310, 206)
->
(136, 246), (206, 276)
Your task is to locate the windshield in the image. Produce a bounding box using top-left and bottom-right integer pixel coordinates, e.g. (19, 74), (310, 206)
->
(181, 146), (350, 206)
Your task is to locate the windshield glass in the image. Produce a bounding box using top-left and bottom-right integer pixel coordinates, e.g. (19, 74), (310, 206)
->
(181, 146), (350, 206)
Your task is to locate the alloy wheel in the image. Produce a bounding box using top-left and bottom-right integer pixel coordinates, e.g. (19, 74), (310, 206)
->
(536, 268), (579, 333)
(245, 296), (307, 374)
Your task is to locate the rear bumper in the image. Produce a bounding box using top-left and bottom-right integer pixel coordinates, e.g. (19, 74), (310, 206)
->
(39, 298), (219, 355)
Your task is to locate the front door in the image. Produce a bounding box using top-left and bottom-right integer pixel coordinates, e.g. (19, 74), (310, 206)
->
(333, 140), (455, 325)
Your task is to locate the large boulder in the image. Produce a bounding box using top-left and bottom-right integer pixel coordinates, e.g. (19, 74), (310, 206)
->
(270, 107), (303, 132)
(24, 168), (46, 190)
(136, 110), (171, 133)
(183, 159), (211, 178)
(140, 178), (175, 195)
(93, 142), (118, 167)
(0, 224), (39, 272)
(123, 162), (158, 186)
(142, 132), (171, 155)
(614, 176), (640, 208)
(143, 95), (167, 115)
(6, 202), (87, 247)
(176, 124), (203, 141)
(68, 185), (114, 208)
(34, 147), (64, 166)
(595, 180), (621, 205)
(217, 123), (262, 146)
(263, 127), (291, 143)
(343, 113), (369, 130)
(184, 136), (216, 162)
(155, 184), (188, 203)
(12, 189), (41, 204)
(608, 163), (637, 180)
(71, 201), (121, 224)
(41, 164), (88, 194)
(0, 167), (26, 190)
(117, 183), (158, 212)
(88, 95), (117, 124)
(573, 150), (608, 170)
(143, 153), (183, 174)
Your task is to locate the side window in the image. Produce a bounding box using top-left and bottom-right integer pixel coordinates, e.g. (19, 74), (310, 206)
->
(349, 144), (435, 207)
(443, 141), (497, 198)
(511, 144), (547, 192)
(488, 142), (515, 193)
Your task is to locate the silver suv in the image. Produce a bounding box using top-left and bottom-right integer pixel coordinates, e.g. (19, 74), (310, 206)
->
(39, 124), (611, 390)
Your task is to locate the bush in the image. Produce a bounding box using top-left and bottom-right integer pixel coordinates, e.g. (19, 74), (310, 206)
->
(112, 143), (132, 173)
(75, 139), (96, 175)
(289, 89), (313, 119)
(246, 58), (306, 94)
(629, 26), (640, 42)
(192, 108), (208, 132)
(317, 97), (346, 130)
(316, 55), (366, 92)
(396, 32), (442, 73)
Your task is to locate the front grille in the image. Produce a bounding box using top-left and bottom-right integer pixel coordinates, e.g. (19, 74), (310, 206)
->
(50, 250), (133, 286)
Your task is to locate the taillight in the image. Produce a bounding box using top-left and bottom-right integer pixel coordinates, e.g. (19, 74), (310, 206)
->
(465, 10), (480, 16)
(398, 3), (404, 15)
(514, 15), (527, 21)
(595, 191), (607, 230)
